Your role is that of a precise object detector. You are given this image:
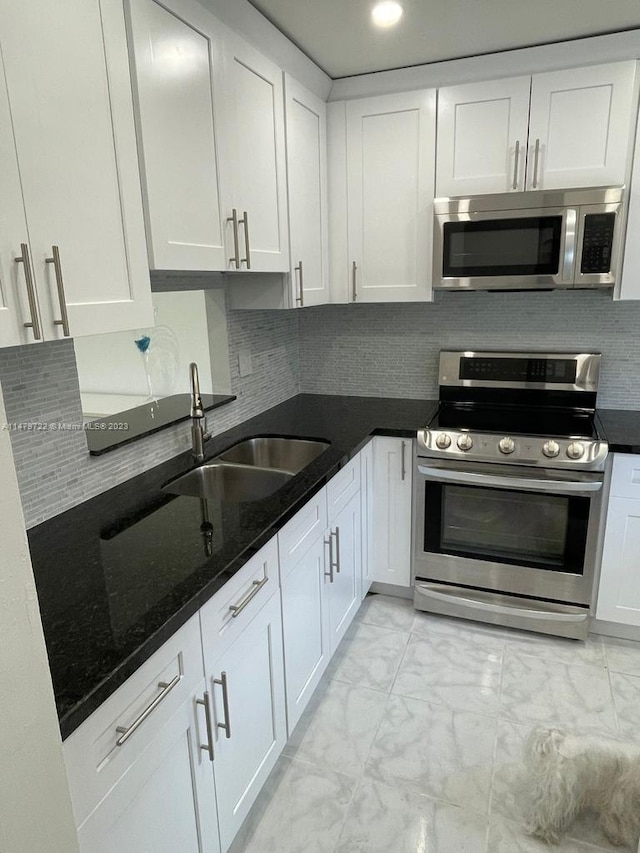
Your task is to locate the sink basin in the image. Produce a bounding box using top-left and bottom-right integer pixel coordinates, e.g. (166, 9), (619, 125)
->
(216, 436), (329, 473)
(163, 462), (293, 502)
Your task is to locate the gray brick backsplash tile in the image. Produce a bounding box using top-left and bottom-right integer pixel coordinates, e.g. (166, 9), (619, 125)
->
(2, 287), (640, 529)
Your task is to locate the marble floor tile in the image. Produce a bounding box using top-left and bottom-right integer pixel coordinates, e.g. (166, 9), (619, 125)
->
(283, 679), (389, 776)
(227, 756), (357, 853)
(610, 671), (640, 741)
(366, 693), (498, 815)
(500, 651), (618, 735)
(411, 609), (509, 649)
(327, 620), (410, 692)
(392, 633), (503, 715)
(503, 630), (606, 669)
(487, 816), (617, 852)
(335, 776), (489, 853)
(604, 637), (640, 677)
(357, 592), (416, 633)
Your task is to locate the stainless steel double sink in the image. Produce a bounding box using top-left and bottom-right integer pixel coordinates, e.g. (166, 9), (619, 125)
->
(163, 437), (330, 503)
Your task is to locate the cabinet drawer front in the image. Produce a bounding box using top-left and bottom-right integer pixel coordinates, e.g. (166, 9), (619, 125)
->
(278, 488), (328, 579)
(610, 454), (640, 499)
(63, 615), (203, 827)
(200, 537), (278, 661)
(327, 454), (361, 519)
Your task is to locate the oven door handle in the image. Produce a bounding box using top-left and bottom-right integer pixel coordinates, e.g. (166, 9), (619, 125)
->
(417, 464), (602, 495)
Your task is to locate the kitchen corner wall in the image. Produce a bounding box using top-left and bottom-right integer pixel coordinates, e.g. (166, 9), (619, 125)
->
(298, 289), (640, 408)
(4, 287), (640, 529)
(0, 308), (299, 528)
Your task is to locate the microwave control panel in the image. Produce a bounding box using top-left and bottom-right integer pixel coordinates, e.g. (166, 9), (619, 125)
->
(580, 213), (616, 274)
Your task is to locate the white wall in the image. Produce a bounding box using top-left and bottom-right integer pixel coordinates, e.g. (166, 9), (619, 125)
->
(0, 386), (79, 852)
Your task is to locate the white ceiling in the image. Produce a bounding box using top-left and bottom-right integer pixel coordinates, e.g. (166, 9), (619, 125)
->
(247, 0), (640, 79)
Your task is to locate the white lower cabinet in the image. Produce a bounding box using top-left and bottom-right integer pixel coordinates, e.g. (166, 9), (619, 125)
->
(596, 454), (640, 626)
(203, 591), (286, 851)
(77, 680), (220, 853)
(64, 452), (370, 851)
(370, 437), (413, 587)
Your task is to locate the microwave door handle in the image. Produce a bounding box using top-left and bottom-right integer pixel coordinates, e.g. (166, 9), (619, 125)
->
(417, 464), (602, 495)
(562, 208), (578, 282)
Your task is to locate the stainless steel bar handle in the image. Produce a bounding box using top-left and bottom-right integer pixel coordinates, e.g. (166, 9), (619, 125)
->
(239, 210), (251, 269)
(229, 574), (268, 618)
(295, 261), (304, 307)
(196, 691), (215, 762)
(45, 245), (70, 337)
(532, 138), (540, 188)
(15, 243), (42, 340)
(562, 209), (577, 282)
(324, 535), (334, 582)
(331, 527), (340, 574)
(213, 671), (231, 738)
(401, 441), (406, 481)
(227, 209), (240, 268)
(115, 674), (182, 746)
(417, 464), (603, 495)
(512, 140), (520, 190)
(352, 261), (357, 301)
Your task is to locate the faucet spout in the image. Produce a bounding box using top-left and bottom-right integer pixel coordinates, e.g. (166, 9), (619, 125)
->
(189, 362), (210, 462)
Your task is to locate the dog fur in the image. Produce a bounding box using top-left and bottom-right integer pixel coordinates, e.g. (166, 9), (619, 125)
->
(523, 726), (640, 847)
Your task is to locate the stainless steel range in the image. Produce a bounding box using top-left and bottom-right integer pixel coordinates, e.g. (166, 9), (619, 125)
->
(413, 351), (609, 640)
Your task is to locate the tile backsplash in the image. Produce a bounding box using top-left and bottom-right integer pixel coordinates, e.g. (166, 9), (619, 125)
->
(2, 287), (640, 528)
(0, 308), (299, 528)
(298, 289), (640, 408)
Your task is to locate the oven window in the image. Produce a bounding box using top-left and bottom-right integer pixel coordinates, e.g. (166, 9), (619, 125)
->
(424, 482), (589, 573)
(442, 217), (562, 278)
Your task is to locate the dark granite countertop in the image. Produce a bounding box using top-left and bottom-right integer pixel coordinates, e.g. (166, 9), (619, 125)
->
(597, 409), (640, 455)
(28, 393), (437, 739)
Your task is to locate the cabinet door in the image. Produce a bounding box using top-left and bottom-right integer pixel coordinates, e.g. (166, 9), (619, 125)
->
(280, 534), (331, 734)
(206, 591), (286, 852)
(596, 496), (640, 627)
(0, 46), (36, 348)
(371, 437), (412, 587)
(360, 440), (374, 599)
(346, 90), (436, 302)
(284, 75), (329, 307)
(528, 62), (638, 191)
(221, 36), (289, 272)
(436, 77), (531, 196)
(127, 0), (227, 271)
(619, 103), (640, 301)
(76, 681), (220, 853)
(328, 489), (361, 653)
(0, 0), (152, 339)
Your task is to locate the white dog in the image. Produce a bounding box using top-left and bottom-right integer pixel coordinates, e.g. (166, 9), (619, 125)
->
(523, 726), (640, 847)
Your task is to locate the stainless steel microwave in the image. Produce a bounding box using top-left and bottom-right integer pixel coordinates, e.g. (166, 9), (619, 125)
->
(433, 186), (624, 291)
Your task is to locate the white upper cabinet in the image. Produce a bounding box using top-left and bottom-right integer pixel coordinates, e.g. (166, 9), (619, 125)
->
(284, 75), (329, 307)
(220, 35), (290, 273)
(0, 0), (153, 345)
(346, 90), (436, 302)
(436, 77), (531, 196)
(619, 104), (640, 301)
(527, 63), (638, 191)
(126, 0), (227, 271)
(436, 61), (638, 197)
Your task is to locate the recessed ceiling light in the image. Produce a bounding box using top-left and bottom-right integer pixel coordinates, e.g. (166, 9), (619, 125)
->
(371, 1), (403, 28)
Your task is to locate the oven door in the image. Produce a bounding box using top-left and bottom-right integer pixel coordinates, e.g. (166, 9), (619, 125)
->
(433, 206), (575, 290)
(413, 459), (604, 606)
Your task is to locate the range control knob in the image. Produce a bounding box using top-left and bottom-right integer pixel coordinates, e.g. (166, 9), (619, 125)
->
(435, 433), (452, 450)
(457, 434), (474, 452)
(543, 440), (560, 458)
(566, 441), (585, 460)
(498, 437), (515, 455)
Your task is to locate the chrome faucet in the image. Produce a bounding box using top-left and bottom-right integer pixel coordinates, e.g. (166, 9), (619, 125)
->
(189, 362), (210, 463)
